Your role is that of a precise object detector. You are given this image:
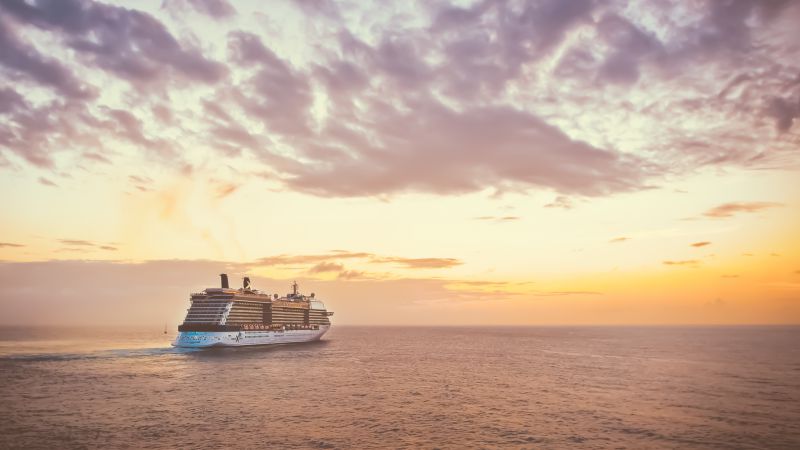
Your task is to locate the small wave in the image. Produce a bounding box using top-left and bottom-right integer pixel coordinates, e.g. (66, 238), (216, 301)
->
(0, 346), (200, 362)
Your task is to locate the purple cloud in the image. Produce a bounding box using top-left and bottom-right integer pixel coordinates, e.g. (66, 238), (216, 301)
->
(1, 0), (227, 84)
(162, 0), (236, 19)
(0, 0), (797, 202)
(0, 18), (92, 98)
(278, 103), (651, 197)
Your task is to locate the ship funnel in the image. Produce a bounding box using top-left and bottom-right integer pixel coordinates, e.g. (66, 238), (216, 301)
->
(243, 276), (251, 289)
(220, 273), (229, 289)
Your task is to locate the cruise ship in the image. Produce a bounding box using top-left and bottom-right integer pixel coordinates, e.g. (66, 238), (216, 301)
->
(172, 274), (333, 348)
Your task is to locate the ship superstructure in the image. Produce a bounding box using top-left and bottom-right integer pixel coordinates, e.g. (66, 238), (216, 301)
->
(173, 274), (333, 348)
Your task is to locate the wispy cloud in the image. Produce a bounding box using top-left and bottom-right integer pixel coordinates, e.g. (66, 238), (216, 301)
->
(82, 152), (111, 164)
(529, 291), (602, 297)
(690, 241), (711, 247)
(256, 252), (372, 266)
(474, 216), (520, 223)
(609, 237), (629, 243)
(663, 260), (700, 266)
(370, 257), (462, 269)
(308, 262), (344, 274)
(59, 239), (95, 247)
(256, 252), (461, 270)
(702, 202), (782, 218)
(38, 177), (57, 187)
(128, 175), (154, 193)
(0, 242), (25, 248)
(214, 182), (239, 199)
(544, 196), (573, 210)
(58, 239), (118, 251)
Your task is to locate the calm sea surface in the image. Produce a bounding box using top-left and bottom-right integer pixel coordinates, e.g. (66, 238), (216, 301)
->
(1, 326), (799, 449)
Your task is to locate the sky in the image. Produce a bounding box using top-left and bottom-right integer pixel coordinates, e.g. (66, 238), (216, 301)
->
(0, 0), (799, 326)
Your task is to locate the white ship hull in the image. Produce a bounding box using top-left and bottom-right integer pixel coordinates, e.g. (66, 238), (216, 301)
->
(172, 325), (330, 348)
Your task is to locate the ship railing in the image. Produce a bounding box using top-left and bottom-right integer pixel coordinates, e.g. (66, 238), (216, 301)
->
(240, 323), (321, 331)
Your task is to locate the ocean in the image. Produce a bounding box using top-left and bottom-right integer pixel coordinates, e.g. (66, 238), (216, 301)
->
(1, 326), (798, 449)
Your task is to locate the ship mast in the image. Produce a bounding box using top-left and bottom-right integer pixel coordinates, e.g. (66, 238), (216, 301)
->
(292, 280), (299, 296)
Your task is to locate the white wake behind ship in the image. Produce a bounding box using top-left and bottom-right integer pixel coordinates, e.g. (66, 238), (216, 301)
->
(172, 274), (333, 348)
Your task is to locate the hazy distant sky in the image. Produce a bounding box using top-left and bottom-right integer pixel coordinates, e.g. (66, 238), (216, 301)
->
(1, 0), (799, 325)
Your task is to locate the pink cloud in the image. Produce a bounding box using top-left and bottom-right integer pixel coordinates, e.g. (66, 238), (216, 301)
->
(702, 202), (782, 218)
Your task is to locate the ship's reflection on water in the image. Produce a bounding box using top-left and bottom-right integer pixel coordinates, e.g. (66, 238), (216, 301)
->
(2, 326), (799, 449)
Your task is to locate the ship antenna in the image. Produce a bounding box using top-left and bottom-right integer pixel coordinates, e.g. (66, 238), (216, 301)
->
(292, 280), (298, 296)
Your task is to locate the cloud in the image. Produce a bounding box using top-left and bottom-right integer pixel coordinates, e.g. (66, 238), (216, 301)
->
(60, 239), (95, 247)
(59, 239), (118, 251)
(475, 216), (520, 222)
(129, 175), (152, 184)
(432, 0), (595, 96)
(0, 17), (92, 99)
(226, 31), (312, 137)
(0, 87), (102, 169)
(255, 251), (461, 270)
(544, 196), (574, 209)
(308, 262), (345, 274)
(292, 0), (341, 20)
(128, 174), (154, 192)
(101, 108), (177, 159)
(0, 0), (227, 85)
(82, 152), (111, 164)
(702, 202), (783, 218)
(0, 242), (24, 248)
(279, 101), (652, 197)
(1, 0), (798, 201)
(690, 241), (711, 247)
(370, 257), (462, 269)
(594, 13), (664, 85)
(609, 237), (629, 243)
(337, 269), (366, 280)
(206, 17), (657, 199)
(767, 96), (800, 132)
(162, 0), (236, 19)
(38, 177), (57, 187)
(0, 259), (588, 326)
(256, 252), (372, 266)
(529, 291), (602, 297)
(214, 182), (239, 199)
(663, 260), (700, 266)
